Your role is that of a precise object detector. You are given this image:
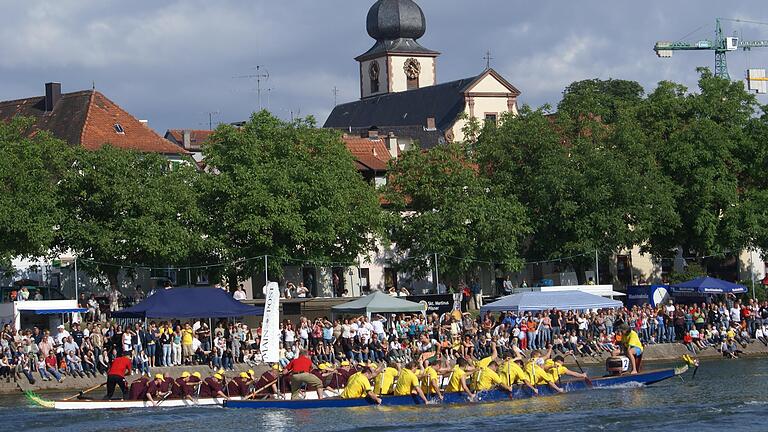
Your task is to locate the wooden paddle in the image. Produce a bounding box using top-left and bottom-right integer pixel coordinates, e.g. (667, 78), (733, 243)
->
(64, 382), (107, 401)
(570, 353), (592, 387)
(244, 379), (278, 400)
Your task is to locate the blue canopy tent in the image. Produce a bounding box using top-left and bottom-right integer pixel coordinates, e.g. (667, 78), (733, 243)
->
(112, 288), (263, 318)
(480, 290), (623, 313)
(670, 276), (747, 295)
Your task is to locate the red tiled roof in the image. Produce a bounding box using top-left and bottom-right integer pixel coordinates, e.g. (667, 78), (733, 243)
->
(0, 89), (187, 155)
(343, 135), (392, 171)
(165, 129), (214, 150)
(81, 92), (187, 154)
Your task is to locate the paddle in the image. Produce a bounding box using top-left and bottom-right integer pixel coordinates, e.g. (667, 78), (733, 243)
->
(64, 382), (106, 401)
(245, 379), (278, 400)
(155, 391), (173, 407)
(571, 353), (592, 387)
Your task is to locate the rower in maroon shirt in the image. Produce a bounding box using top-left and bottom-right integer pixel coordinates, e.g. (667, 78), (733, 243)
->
(284, 349), (325, 399)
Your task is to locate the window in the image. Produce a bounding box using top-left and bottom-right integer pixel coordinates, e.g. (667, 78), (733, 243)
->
(484, 113), (498, 125)
(369, 61), (380, 93)
(407, 76), (419, 90)
(113, 123), (125, 134)
(360, 268), (370, 293)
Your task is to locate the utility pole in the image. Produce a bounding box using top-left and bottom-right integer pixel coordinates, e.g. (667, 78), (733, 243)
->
(73, 257), (78, 300)
(234, 65), (270, 110)
(483, 49), (494, 70)
(594, 249), (600, 284)
(434, 253), (440, 292)
(264, 255), (269, 286)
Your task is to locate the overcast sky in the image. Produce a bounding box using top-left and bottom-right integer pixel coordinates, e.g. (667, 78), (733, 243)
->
(2, 0), (768, 134)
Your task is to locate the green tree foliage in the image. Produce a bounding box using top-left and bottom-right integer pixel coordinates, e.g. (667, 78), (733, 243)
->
(477, 99), (678, 279)
(639, 69), (764, 257)
(384, 141), (529, 282)
(201, 111), (382, 282)
(0, 117), (74, 267)
(57, 146), (209, 287)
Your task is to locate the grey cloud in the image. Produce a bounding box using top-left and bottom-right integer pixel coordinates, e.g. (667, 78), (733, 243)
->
(1, 0), (767, 133)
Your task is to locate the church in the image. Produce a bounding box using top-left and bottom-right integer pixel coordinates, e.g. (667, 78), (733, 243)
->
(324, 0), (521, 149)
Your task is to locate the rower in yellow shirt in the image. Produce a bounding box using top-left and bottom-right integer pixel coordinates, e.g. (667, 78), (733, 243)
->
(525, 350), (564, 393)
(373, 362), (399, 395)
(444, 357), (475, 399)
(499, 353), (538, 394)
(394, 362), (428, 404)
(341, 367), (382, 404)
(420, 359), (443, 400)
(472, 359), (513, 393)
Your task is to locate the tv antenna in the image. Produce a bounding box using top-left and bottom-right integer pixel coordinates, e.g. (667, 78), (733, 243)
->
(332, 86), (340, 106)
(199, 111), (221, 130)
(234, 65), (270, 110)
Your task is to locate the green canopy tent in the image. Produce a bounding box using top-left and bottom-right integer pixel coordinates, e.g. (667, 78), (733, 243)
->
(331, 291), (426, 317)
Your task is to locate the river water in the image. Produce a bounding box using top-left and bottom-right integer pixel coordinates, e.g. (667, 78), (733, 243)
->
(0, 358), (766, 432)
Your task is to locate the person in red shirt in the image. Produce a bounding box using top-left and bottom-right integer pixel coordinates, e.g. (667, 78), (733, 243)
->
(284, 349), (324, 399)
(104, 351), (132, 400)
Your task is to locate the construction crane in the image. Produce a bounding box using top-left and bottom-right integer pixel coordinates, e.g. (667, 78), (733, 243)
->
(654, 18), (768, 80)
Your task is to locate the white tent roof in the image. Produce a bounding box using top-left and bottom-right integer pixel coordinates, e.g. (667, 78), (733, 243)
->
(332, 291), (426, 314)
(481, 290), (623, 313)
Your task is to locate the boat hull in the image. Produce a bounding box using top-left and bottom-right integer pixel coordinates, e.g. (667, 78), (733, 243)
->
(42, 396), (239, 410)
(225, 366), (686, 410)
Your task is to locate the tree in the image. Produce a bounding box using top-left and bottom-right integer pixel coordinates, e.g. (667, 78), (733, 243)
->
(384, 141), (529, 283)
(476, 99), (678, 281)
(0, 117), (74, 268)
(57, 146), (209, 288)
(639, 69), (760, 257)
(201, 111), (383, 284)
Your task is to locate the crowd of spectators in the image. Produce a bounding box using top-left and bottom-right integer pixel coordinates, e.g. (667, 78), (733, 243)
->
(2, 292), (767, 387)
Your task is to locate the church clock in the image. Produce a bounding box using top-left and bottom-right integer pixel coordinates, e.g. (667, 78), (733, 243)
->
(403, 58), (421, 79)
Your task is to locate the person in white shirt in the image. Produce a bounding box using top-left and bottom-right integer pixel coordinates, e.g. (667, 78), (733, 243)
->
(371, 316), (386, 339)
(233, 285), (247, 301)
(54, 325), (70, 346)
(730, 304), (741, 323)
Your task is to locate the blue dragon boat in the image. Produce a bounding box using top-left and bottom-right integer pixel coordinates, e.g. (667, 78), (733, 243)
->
(225, 364), (688, 410)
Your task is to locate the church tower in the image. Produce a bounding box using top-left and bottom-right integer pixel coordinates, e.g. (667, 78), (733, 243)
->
(356, 0), (440, 99)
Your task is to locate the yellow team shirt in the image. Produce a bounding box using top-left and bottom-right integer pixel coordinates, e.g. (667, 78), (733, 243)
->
(525, 360), (554, 384)
(499, 360), (529, 385)
(445, 365), (466, 392)
(475, 356), (494, 369)
(544, 359), (568, 381)
(474, 367), (503, 391)
(625, 330), (643, 352)
(373, 367), (399, 395)
(420, 366), (439, 393)
(341, 372), (373, 399)
(394, 368), (420, 396)
(181, 328), (194, 345)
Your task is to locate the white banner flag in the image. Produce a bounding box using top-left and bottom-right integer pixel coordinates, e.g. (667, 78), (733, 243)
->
(259, 282), (280, 363)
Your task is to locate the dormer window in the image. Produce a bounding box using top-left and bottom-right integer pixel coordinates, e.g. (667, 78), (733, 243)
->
(113, 123), (125, 134)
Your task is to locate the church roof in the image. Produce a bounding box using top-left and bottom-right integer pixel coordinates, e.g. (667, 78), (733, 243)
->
(357, 0), (438, 61)
(324, 75), (473, 136)
(323, 69), (520, 148)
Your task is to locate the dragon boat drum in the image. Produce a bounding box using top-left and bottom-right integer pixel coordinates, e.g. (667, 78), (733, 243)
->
(606, 356), (630, 375)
